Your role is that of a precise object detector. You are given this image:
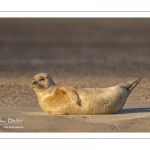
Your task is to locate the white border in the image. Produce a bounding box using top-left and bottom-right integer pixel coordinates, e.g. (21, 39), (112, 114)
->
(1, 138), (150, 150)
(0, 0), (150, 11)
(0, 0), (150, 17)
(0, 133), (150, 139)
(1, 12), (150, 18)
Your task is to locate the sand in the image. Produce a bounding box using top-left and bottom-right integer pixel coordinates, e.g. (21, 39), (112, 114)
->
(0, 18), (150, 132)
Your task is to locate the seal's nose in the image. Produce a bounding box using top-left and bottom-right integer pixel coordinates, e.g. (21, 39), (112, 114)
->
(32, 81), (37, 85)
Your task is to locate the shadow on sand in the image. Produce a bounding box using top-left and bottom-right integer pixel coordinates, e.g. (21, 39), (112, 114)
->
(118, 107), (150, 114)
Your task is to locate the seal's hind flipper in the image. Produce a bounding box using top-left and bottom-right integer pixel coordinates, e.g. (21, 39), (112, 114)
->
(119, 77), (142, 93)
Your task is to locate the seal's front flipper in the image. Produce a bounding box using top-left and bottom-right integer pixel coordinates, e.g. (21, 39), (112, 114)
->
(60, 87), (82, 106)
(67, 89), (82, 106)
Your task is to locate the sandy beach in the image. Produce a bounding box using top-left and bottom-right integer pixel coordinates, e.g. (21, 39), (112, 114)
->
(0, 18), (150, 132)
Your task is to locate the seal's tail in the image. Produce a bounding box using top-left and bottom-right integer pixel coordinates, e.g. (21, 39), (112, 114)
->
(119, 77), (142, 93)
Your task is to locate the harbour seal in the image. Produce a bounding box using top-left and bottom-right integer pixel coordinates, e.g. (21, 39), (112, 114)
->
(32, 73), (142, 115)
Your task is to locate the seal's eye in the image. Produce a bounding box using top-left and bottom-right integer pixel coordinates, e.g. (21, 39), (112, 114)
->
(39, 77), (45, 81)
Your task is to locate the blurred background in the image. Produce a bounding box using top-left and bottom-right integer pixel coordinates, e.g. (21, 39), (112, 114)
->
(0, 18), (150, 106)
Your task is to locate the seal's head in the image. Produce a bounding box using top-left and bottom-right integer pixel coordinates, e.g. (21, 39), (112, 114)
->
(32, 73), (55, 92)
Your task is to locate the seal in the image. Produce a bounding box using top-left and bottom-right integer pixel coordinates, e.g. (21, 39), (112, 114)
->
(32, 73), (142, 115)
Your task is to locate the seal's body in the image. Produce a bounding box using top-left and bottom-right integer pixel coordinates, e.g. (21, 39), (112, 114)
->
(32, 73), (142, 115)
